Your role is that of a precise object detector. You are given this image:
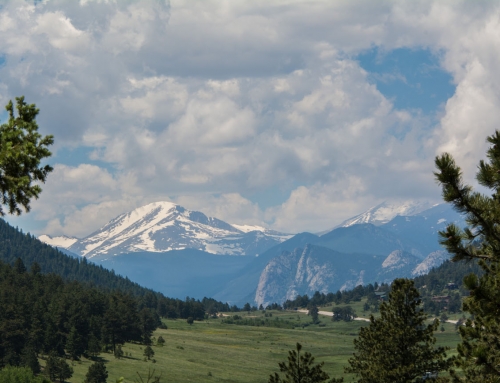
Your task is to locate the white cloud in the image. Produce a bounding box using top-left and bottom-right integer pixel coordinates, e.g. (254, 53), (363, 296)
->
(2, 1), (500, 235)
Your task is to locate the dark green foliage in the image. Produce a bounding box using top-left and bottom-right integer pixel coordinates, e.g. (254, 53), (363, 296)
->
(186, 317), (194, 325)
(220, 316), (296, 329)
(0, 97), (53, 216)
(0, 366), (50, 383)
(84, 361), (108, 383)
(87, 334), (101, 358)
(144, 346), (155, 360)
(308, 305), (319, 323)
(114, 344), (124, 359)
(157, 336), (165, 346)
(0, 218), (218, 322)
(346, 279), (450, 383)
(66, 326), (84, 360)
(332, 306), (355, 322)
(140, 308), (160, 345)
(20, 346), (40, 374)
(284, 284), (381, 309)
(0, 260), (146, 369)
(44, 352), (73, 382)
(268, 343), (343, 383)
(434, 130), (500, 382)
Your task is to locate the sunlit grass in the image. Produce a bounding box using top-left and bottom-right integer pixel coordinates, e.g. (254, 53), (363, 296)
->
(63, 308), (461, 383)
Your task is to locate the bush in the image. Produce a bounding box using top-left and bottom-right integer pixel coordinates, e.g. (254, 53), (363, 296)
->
(0, 366), (50, 383)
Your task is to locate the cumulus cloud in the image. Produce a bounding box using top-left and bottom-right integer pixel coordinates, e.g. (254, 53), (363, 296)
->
(2, 1), (500, 235)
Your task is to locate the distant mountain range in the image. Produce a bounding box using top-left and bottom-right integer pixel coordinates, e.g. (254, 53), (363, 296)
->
(39, 200), (465, 306)
(40, 201), (291, 259)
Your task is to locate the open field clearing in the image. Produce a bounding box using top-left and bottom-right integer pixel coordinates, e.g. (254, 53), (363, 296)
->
(64, 308), (461, 383)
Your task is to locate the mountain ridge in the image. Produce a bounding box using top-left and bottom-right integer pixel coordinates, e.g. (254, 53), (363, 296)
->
(41, 201), (291, 259)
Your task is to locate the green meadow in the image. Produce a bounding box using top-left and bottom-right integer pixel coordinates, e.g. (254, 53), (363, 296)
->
(64, 306), (461, 383)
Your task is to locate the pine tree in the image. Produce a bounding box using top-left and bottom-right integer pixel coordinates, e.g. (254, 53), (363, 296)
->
(66, 326), (83, 360)
(156, 336), (165, 347)
(308, 305), (319, 324)
(0, 97), (53, 216)
(84, 361), (108, 383)
(269, 343), (343, 383)
(345, 279), (450, 383)
(87, 334), (101, 358)
(114, 344), (124, 359)
(144, 345), (154, 360)
(434, 130), (500, 382)
(20, 346), (40, 374)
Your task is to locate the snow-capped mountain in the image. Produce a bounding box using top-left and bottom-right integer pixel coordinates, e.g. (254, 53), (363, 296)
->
(40, 201), (291, 259)
(38, 234), (78, 248)
(334, 200), (435, 229)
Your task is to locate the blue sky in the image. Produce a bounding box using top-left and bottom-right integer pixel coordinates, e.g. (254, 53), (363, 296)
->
(357, 48), (455, 116)
(1, 1), (499, 236)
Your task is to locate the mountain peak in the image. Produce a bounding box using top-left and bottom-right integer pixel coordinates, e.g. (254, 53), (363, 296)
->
(39, 201), (290, 259)
(333, 200), (437, 230)
(38, 234), (78, 248)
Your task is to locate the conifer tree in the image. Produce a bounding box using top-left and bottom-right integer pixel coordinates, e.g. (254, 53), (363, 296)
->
(346, 278), (450, 383)
(144, 345), (154, 360)
(434, 130), (500, 382)
(0, 97), (53, 216)
(87, 334), (101, 358)
(114, 344), (124, 359)
(66, 326), (83, 360)
(84, 361), (108, 383)
(308, 305), (319, 324)
(269, 343), (343, 383)
(20, 346), (40, 374)
(45, 352), (73, 382)
(156, 336), (165, 347)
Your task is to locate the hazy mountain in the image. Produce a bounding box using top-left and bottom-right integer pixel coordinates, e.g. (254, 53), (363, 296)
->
(37, 200), (460, 306)
(40, 201), (291, 259)
(253, 246), (449, 306)
(318, 200), (435, 235)
(212, 232), (320, 305)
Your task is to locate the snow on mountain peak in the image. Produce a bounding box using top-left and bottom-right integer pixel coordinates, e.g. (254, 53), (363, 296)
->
(338, 200), (435, 228)
(38, 235), (78, 248)
(39, 201), (290, 259)
(231, 224), (267, 233)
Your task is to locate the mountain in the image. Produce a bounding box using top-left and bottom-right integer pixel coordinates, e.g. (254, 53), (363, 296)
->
(253, 245), (433, 307)
(40, 201), (291, 259)
(36, 200), (460, 306)
(38, 234), (78, 248)
(248, 203), (462, 305)
(318, 200), (435, 234)
(316, 223), (425, 258)
(100, 249), (253, 300)
(212, 232), (320, 305)
(381, 203), (466, 254)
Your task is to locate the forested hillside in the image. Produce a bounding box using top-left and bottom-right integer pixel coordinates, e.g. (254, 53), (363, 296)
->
(0, 219), (230, 319)
(0, 259), (159, 371)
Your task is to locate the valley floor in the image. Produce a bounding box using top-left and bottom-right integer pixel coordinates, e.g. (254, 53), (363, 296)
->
(64, 307), (461, 383)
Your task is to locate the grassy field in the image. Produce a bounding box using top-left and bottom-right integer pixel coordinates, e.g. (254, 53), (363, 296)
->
(64, 307), (462, 383)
